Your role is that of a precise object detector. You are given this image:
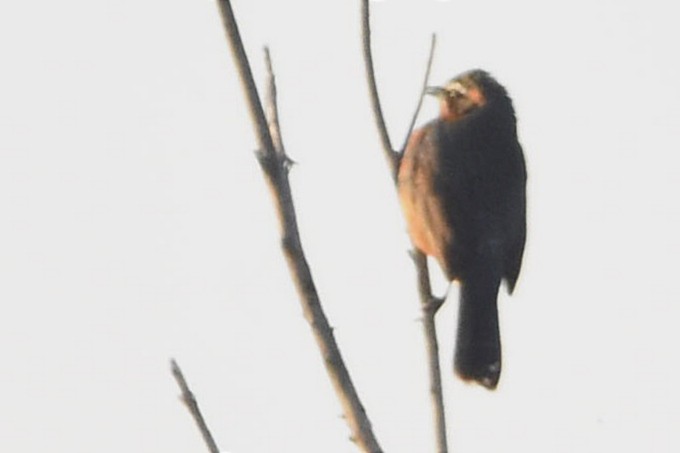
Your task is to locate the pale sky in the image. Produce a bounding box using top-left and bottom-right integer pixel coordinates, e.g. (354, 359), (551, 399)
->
(1, 1), (679, 452)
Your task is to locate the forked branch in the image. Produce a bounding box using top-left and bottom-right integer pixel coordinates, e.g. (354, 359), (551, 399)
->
(360, 1), (448, 452)
(213, 1), (383, 452)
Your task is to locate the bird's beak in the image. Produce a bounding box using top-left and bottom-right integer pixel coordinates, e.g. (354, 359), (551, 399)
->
(425, 86), (447, 98)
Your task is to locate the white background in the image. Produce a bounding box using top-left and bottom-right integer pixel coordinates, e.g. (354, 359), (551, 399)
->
(1, 1), (679, 452)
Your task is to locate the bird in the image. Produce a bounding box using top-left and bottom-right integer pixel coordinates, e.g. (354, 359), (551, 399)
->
(397, 69), (526, 389)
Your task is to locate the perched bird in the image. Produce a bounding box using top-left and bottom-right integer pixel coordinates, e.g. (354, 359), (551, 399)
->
(398, 70), (526, 389)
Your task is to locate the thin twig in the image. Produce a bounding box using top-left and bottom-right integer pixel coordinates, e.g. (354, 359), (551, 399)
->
(400, 34), (437, 155)
(361, 0), (398, 180)
(171, 359), (220, 453)
(263, 47), (284, 155)
(214, 2), (383, 452)
(360, 1), (448, 452)
(264, 47), (295, 170)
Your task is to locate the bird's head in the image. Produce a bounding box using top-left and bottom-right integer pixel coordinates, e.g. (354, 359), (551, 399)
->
(427, 70), (510, 122)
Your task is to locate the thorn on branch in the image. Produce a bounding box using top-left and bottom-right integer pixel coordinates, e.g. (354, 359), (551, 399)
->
(283, 155), (296, 173)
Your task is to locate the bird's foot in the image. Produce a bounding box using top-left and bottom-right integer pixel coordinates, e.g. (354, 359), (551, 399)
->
(423, 295), (445, 314)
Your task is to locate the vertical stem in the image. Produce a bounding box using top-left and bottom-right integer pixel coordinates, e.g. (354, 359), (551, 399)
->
(414, 252), (448, 453)
(361, 0), (449, 451)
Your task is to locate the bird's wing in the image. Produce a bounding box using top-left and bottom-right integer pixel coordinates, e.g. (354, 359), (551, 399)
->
(502, 141), (527, 293)
(398, 125), (456, 277)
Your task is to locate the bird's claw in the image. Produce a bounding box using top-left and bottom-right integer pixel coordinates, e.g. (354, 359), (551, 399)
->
(423, 296), (444, 314)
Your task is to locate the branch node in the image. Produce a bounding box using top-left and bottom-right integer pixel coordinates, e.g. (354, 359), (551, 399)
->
(283, 155), (296, 173)
(254, 148), (278, 177)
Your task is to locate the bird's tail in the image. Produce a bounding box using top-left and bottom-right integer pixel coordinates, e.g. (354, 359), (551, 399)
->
(454, 271), (502, 390)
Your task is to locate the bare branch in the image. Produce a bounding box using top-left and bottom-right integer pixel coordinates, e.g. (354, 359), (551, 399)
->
(214, 2), (383, 451)
(400, 34), (437, 155)
(411, 252), (447, 453)
(171, 360), (220, 453)
(361, 1), (448, 452)
(361, 0), (398, 180)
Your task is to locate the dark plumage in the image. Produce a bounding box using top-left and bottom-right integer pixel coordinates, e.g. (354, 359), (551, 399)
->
(398, 70), (527, 389)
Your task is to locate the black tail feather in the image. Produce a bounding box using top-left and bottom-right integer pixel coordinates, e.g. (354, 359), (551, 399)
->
(454, 271), (502, 389)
